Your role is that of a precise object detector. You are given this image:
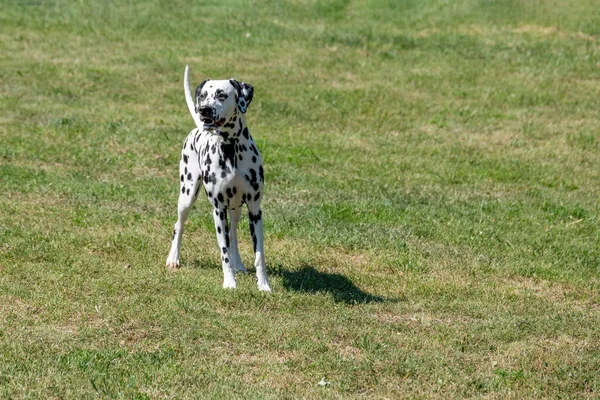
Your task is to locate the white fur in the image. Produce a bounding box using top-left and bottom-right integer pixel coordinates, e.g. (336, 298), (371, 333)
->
(184, 65), (202, 129)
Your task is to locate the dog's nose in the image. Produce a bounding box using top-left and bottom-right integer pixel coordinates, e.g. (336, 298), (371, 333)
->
(199, 106), (213, 118)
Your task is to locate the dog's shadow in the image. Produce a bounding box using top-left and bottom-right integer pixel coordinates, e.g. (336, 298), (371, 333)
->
(273, 264), (385, 305)
(188, 260), (386, 304)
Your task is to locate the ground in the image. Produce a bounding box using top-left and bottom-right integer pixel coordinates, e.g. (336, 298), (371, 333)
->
(0, 0), (599, 398)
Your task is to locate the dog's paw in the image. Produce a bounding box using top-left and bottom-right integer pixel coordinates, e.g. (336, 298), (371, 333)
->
(257, 280), (271, 292)
(223, 277), (237, 289)
(165, 257), (180, 270)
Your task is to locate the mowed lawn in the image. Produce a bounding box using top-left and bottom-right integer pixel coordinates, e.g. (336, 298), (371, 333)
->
(1, 0), (599, 398)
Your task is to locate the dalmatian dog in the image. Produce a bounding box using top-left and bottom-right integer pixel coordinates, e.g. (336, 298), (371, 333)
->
(165, 65), (271, 291)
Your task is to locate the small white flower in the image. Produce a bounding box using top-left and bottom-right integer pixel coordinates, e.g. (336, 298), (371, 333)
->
(317, 377), (330, 387)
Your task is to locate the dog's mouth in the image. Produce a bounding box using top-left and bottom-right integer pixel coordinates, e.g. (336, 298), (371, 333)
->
(202, 118), (226, 131)
(203, 122), (217, 130)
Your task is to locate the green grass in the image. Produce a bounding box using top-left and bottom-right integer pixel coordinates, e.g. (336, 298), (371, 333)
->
(1, 0), (599, 397)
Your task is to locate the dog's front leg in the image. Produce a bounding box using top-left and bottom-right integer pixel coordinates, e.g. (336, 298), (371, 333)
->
(166, 139), (201, 269)
(228, 208), (246, 273)
(247, 203), (271, 292)
(213, 208), (236, 288)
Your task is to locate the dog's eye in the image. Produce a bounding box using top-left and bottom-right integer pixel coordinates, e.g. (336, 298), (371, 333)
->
(217, 93), (228, 101)
(200, 92), (207, 101)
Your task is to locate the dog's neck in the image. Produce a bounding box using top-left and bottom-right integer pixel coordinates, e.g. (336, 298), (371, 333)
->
(211, 113), (248, 143)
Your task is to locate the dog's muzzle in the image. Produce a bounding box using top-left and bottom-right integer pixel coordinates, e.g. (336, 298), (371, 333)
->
(199, 106), (217, 129)
(199, 106), (226, 130)
(199, 106), (214, 121)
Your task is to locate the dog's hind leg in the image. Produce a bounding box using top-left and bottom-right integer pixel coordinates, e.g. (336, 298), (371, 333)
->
(166, 135), (201, 269)
(247, 202), (271, 291)
(228, 207), (247, 273)
(212, 208), (236, 288)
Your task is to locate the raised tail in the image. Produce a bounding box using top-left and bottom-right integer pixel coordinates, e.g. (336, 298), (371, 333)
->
(184, 65), (202, 129)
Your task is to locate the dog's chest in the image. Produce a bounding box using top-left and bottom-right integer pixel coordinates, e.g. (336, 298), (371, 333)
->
(197, 132), (263, 209)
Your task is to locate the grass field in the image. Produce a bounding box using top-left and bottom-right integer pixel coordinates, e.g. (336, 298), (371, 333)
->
(1, 0), (600, 398)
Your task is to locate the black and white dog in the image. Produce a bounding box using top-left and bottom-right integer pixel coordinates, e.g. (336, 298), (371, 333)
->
(166, 65), (270, 291)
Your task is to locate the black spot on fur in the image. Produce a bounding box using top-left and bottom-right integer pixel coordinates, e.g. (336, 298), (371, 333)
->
(259, 166), (264, 181)
(180, 174), (184, 182)
(187, 173), (192, 181)
(183, 154), (189, 164)
(252, 155), (257, 163)
(242, 128), (249, 139)
(181, 186), (185, 194)
(252, 235), (257, 251)
(217, 226), (222, 234)
(224, 257), (229, 263)
(195, 79), (210, 107)
(249, 211), (262, 224)
(218, 193), (224, 202)
(254, 192), (260, 201)
(220, 141), (236, 167)
(222, 246), (227, 254)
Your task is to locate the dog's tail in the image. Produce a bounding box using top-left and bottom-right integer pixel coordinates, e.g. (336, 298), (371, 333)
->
(184, 65), (202, 129)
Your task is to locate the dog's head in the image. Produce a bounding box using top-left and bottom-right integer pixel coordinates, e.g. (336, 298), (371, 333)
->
(195, 79), (254, 131)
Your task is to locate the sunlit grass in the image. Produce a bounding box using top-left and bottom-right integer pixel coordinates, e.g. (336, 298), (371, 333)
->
(0, 0), (599, 397)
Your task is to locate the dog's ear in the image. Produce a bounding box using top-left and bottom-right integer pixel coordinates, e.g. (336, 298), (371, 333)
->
(194, 79), (209, 113)
(229, 79), (254, 113)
